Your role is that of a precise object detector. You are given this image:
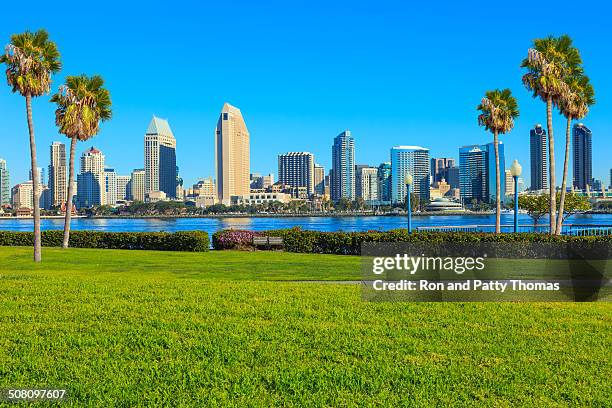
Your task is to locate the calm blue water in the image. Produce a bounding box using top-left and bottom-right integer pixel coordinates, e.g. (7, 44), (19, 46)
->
(0, 214), (610, 236)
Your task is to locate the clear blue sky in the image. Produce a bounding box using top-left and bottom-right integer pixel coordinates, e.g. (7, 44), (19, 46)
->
(1, 0), (610, 188)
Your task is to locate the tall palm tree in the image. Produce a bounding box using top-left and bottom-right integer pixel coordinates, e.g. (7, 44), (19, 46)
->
(521, 35), (581, 235)
(51, 75), (112, 248)
(556, 75), (594, 234)
(0, 30), (61, 262)
(477, 89), (519, 233)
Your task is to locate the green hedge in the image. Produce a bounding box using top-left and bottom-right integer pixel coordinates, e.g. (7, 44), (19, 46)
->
(212, 227), (611, 255)
(0, 230), (209, 252)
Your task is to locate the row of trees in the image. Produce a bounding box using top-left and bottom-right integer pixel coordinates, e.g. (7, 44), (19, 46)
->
(517, 193), (591, 229)
(477, 35), (594, 235)
(1, 30), (112, 262)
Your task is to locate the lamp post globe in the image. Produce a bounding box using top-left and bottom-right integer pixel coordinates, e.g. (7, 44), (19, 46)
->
(510, 160), (521, 233)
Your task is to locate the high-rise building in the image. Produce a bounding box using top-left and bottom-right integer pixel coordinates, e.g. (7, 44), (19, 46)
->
(390, 146), (430, 203)
(572, 123), (592, 190)
(529, 124), (547, 191)
(49, 141), (67, 207)
(459, 145), (487, 203)
(446, 166), (460, 189)
(278, 152), (315, 196)
(377, 162), (391, 203)
(215, 103), (250, 205)
(459, 142), (505, 203)
(130, 169), (146, 202)
(356, 166), (379, 202)
(331, 130), (355, 201)
(76, 147), (105, 208)
(430, 158), (456, 183)
(104, 168), (117, 205)
(145, 116), (177, 199)
(116, 175), (131, 201)
(0, 159), (10, 206)
(505, 169), (514, 196)
(11, 180), (46, 210)
(29, 167), (45, 185)
(314, 164), (325, 196)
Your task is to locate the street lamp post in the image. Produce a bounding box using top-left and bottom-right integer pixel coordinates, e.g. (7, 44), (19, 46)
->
(510, 160), (522, 233)
(405, 173), (413, 233)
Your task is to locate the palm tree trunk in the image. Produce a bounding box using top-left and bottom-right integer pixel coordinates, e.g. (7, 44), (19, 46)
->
(494, 130), (501, 233)
(62, 135), (77, 248)
(546, 96), (556, 235)
(555, 116), (572, 235)
(25, 94), (41, 262)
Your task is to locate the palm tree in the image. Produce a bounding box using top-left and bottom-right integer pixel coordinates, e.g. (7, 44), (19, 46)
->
(556, 75), (594, 234)
(50, 75), (112, 248)
(521, 35), (581, 234)
(477, 89), (519, 233)
(0, 30), (61, 262)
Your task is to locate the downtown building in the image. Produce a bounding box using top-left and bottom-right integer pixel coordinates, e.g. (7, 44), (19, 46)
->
(390, 146), (430, 204)
(76, 147), (105, 208)
(49, 141), (67, 207)
(529, 124), (547, 191)
(331, 130), (355, 201)
(145, 116), (177, 199)
(314, 164), (325, 196)
(377, 162), (391, 203)
(430, 158), (456, 183)
(459, 142), (505, 204)
(573, 123), (592, 190)
(355, 165), (379, 203)
(278, 152), (315, 196)
(116, 175), (131, 201)
(11, 180), (48, 210)
(130, 169), (146, 202)
(0, 159), (10, 206)
(215, 103), (250, 205)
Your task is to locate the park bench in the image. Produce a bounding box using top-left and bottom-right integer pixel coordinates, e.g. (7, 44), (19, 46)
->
(253, 236), (284, 250)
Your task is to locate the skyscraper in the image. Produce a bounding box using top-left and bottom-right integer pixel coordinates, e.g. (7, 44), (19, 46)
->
(278, 152), (315, 196)
(49, 141), (67, 207)
(377, 162), (391, 203)
(104, 168), (117, 205)
(459, 142), (505, 203)
(76, 147), (105, 208)
(130, 169), (146, 202)
(390, 146), (430, 203)
(29, 167), (45, 185)
(0, 159), (10, 206)
(356, 166), (379, 203)
(215, 103), (250, 205)
(459, 145), (487, 203)
(314, 164), (325, 196)
(446, 166), (460, 189)
(116, 175), (131, 201)
(331, 130), (355, 201)
(572, 123), (592, 190)
(430, 158), (456, 183)
(145, 116), (177, 199)
(529, 124), (547, 191)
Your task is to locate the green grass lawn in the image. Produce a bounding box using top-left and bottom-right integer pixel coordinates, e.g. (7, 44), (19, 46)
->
(0, 247), (610, 407)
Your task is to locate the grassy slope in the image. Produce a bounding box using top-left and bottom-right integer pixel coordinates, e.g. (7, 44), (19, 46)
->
(0, 247), (610, 407)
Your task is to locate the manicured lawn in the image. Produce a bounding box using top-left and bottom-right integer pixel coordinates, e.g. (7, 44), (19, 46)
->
(0, 247), (610, 406)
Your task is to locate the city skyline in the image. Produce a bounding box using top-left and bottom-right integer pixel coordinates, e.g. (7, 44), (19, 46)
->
(1, 2), (611, 187)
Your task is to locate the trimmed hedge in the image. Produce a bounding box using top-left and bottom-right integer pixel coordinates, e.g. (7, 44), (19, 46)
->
(0, 230), (209, 252)
(212, 227), (611, 255)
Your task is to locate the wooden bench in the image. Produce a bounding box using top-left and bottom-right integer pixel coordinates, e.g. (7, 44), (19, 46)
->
(253, 236), (284, 250)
